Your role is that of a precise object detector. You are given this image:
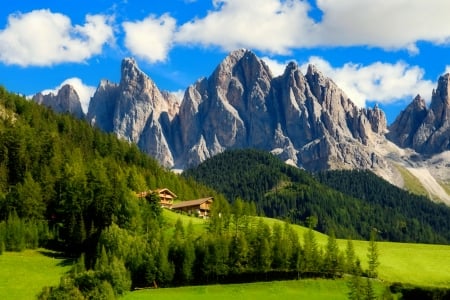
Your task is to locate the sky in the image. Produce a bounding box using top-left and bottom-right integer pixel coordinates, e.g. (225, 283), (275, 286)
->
(1, 0), (450, 124)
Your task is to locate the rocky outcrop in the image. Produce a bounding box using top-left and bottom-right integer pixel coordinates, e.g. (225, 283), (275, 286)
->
(388, 74), (450, 154)
(387, 95), (427, 148)
(87, 80), (119, 132)
(175, 49), (388, 170)
(33, 84), (84, 119)
(87, 58), (178, 168)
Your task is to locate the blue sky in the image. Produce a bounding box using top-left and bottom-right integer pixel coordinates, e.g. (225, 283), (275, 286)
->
(1, 1), (450, 123)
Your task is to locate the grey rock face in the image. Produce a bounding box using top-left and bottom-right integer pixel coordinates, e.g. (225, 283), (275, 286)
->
(87, 80), (119, 132)
(33, 84), (85, 119)
(87, 58), (178, 168)
(176, 49), (274, 167)
(176, 49), (388, 171)
(388, 74), (450, 154)
(36, 50), (389, 173)
(387, 95), (427, 148)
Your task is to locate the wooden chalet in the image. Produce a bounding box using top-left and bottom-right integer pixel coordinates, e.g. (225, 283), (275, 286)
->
(136, 188), (177, 209)
(172, 197), (214, 218)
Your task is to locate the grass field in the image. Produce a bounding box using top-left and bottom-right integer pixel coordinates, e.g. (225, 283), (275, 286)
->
(123, 278), (386, 300)
(0, 249), (72, 300)
(165, 210), (450, 288)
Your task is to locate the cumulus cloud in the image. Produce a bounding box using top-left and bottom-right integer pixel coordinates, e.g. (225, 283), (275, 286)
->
(0, 9), (114, 66)
(315, 0), (450, 52)
(41, 78), (96, 113)
(175, 0), (313, 54)
(172, 0), (450, 58)
(299, 57), (435, 107)
(119, 0), (450, 63)
(123, 14), (177, 63)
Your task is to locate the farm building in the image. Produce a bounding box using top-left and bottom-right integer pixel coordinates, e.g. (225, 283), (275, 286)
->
(172, 197), (214, 218)
(136, 188), (177, 209)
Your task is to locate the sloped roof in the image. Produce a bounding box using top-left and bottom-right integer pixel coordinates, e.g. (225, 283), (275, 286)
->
(172, 197), (213, 209)
(155, 188), (177, 198)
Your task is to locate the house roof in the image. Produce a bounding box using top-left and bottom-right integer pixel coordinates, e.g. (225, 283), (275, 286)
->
(172, 197), (213, 209)
(136, 188), (178, 199)
(154, 188), (177, 198)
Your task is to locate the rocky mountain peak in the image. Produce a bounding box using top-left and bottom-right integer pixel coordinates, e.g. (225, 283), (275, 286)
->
(32, 84), (84, 119)
(35, 50), (392, 174)
(412, 94), (427, 109)
(212, 49), (273, 88)
(388, 73), (450, 154)
(433, 73), (450, 101)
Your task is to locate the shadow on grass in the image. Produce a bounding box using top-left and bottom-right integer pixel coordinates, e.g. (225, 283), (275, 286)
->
(37, 249), (75, 267)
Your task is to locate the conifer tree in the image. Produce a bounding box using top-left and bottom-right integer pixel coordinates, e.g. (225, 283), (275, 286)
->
(347, 259), (364, 300)
(302, 217), (319, 273)
(324, 230), (340, 277)
(365, 277), (377, 300)
(345, 239), (356, 274)
(367, 229), (379, 278)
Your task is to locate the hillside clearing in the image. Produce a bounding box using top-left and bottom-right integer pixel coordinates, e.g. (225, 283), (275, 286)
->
(0, 249), (72, 300)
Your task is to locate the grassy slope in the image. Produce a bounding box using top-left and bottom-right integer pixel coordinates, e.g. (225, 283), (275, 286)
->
(123, 279), (386, 300)
(0, 249), (72, 300)
(395, 165), (429, 198)
(166, 210), (450, 288)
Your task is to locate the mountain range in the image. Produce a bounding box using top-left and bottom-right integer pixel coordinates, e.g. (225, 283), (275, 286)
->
(32, 49), (450, 205)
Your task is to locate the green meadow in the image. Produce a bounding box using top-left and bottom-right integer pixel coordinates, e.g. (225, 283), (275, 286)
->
(166, 211), (450, 288)
(0, 249), (72, 300)
(123, 278), (386, 300)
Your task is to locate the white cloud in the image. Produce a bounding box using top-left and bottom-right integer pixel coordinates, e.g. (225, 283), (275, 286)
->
(123, 14), (176, 63)
(315, 0), (450, 52)
(299, 57), (435, 107)
(0, 10), (114, 66)
(41, 78), (96, 113)
(173, 0), (450, 56)
(175, 0), (314, 54)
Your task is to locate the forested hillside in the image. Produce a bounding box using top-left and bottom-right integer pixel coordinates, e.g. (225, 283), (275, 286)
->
(183, 149), (450, 243)
(0, 86), (223, 257)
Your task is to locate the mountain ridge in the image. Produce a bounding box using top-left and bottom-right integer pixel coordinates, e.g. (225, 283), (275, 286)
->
(32, 49), (450, 204)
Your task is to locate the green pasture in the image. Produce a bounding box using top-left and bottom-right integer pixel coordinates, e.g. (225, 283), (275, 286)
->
(123, 278), (386, 300)
(0, 249), (72, 300)
(165, 211), (450, 288)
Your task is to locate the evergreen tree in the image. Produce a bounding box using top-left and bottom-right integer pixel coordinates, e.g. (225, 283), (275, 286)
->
(16, 172), (45, 220)
(365, 278), (377, 300)
(229, 232), (249, 273)
(347, 259), (364, 300)
(324, 230), (340, 277)
(367, 229), (379, 278)
(302, 218), (320, 273)
(345, 239), (357, 274)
